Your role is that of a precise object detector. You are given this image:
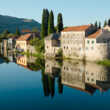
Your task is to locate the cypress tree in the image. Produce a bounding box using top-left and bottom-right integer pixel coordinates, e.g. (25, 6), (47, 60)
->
(41, 9), (49, 39)
(45, 9), (49, 36)
(104, 20), (107, 27)
(95, 21), (98, 29)
(108, 19), (110, 26)
(48, 10), (55, 35)
(57, 13), (63, 33)
(41, 9), (46, 39)
(98, 22), (101, 29)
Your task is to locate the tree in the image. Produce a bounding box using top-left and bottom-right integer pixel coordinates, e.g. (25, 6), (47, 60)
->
(15, 28), (20, 36)
(45, 9), (49, 36)
(104, 20), (107, 27)
(57, 13), (63, 33)
(30, 37), (45, 54)
(1, 29), (10, 39)
(108, 19), (110, 26)
(32, 27), (39, 33)
(41, 9), (49, 39)
(48, 10), (55, 35)
(94, 21), (98, 29)
(98, 22), (101, 29)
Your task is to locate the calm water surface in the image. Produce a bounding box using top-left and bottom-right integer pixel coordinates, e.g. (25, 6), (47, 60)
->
(0, 53), (110, 110)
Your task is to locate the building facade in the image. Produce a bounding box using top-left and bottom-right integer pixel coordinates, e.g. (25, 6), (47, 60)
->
(45, 25), (110, 61)
(45, 33), (61, 57)
(16, 33), (36, 53)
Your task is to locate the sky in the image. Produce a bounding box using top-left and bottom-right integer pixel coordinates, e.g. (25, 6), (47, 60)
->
(0, 0), (110, 26)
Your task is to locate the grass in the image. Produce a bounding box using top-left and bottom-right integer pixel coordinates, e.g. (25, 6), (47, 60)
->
(97, 59), (110, 67)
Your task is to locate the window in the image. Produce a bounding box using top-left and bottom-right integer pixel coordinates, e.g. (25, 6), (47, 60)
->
(87, 40), (90, 44)
(91, 79), (94, 82)
(92, 41), (94, 44)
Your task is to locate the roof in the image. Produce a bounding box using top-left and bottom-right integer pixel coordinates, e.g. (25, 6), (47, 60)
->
(62, 25), (90, 32)
(87, 29), (102, 39)
(96, 30), (110, 43)
(22, 29), (31, 33)
(45, 33), (60, 40)
(17, 33), (32, 41)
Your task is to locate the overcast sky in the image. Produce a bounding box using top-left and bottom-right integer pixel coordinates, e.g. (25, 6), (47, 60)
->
(0, 0), (110, 26)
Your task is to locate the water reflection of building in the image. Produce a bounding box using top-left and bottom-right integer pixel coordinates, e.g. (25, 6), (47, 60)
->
(45, 59), (61, 77)
(61, 61), (96, 94)
(43, 59), (63, 97)
(16, 55), (38, 71)
(44, 59), (110, 95)
(0, 48), (39, 71)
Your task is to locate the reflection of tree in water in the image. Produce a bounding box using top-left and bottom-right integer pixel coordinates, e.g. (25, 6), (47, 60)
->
(58, 76), (63, 94)
(0, 54), (10, 63)
(41, 59), (63, 98)
(48, 76), (55, 97)
(28, 58), (45, 71)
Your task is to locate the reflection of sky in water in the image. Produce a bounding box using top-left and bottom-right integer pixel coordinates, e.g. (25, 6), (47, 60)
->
(0, 58), (110, 110)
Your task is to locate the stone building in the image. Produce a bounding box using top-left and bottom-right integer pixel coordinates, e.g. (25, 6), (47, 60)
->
(103, 25), (110, 31)
(45, 25), (96, 60)
(45, 24), (110, 61)
(61, 25), (96, 59)
(45, 33), (61, 57)
(16, 33), (36, 53)
(85, 29), (110, 61)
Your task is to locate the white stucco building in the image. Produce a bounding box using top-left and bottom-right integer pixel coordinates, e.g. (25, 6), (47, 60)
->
(45, 25), (110, 61)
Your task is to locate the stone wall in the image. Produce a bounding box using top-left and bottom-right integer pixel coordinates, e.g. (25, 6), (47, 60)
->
(45, 39), (60, 57)
(61, 31), (85, 59)
(85, 38), (110, 61)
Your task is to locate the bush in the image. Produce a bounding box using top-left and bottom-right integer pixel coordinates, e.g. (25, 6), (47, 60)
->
(56, 49), (63, 58)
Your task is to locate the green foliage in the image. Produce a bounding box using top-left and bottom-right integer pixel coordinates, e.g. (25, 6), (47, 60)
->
(30, 37), (44, 53)
(97, 60), (110, 67)
(32, 27), (39, 33)
(108, 19), (110, 26)
(0, 29), (10, 40)
(104, 20), (107, 27)
(15, 28), (20, 36)
(7, 33), (15, 38)
(57, 13), (63, 33)
(98, 21), (101, 29)
(28, 58), (45, 71)
(0, 15), (41, 33)
(48, 10), (55, 35)
(41, 9), (49, 39)
(94, 21), (98, 30)
(56, 49), (63, 58)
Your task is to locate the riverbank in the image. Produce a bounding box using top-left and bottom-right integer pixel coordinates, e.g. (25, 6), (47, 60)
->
(97, 60), (110, 67)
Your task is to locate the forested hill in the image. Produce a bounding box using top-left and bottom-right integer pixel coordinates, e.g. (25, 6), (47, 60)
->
(0, 15), (41, 33)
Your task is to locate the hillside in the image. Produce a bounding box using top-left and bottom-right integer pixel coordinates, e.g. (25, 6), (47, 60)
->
(0, 15), (41, 33)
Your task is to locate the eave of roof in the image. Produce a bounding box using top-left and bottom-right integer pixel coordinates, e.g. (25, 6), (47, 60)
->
(17, 33), (32, 41)
(62, 25), (90, 32)
(87, 29), (102, 39)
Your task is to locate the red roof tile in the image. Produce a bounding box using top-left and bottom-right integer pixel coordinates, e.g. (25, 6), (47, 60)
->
(87, 29), (102, 39)
(62, 25), (90, 32)
(17, 33), (32, 41)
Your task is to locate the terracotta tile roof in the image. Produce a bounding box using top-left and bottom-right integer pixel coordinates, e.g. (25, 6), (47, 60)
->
(87, 29), (102, 39)
(22, 29), (31, 33)
(17, 33), (32, 41)
(62, 25), (90, 32)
